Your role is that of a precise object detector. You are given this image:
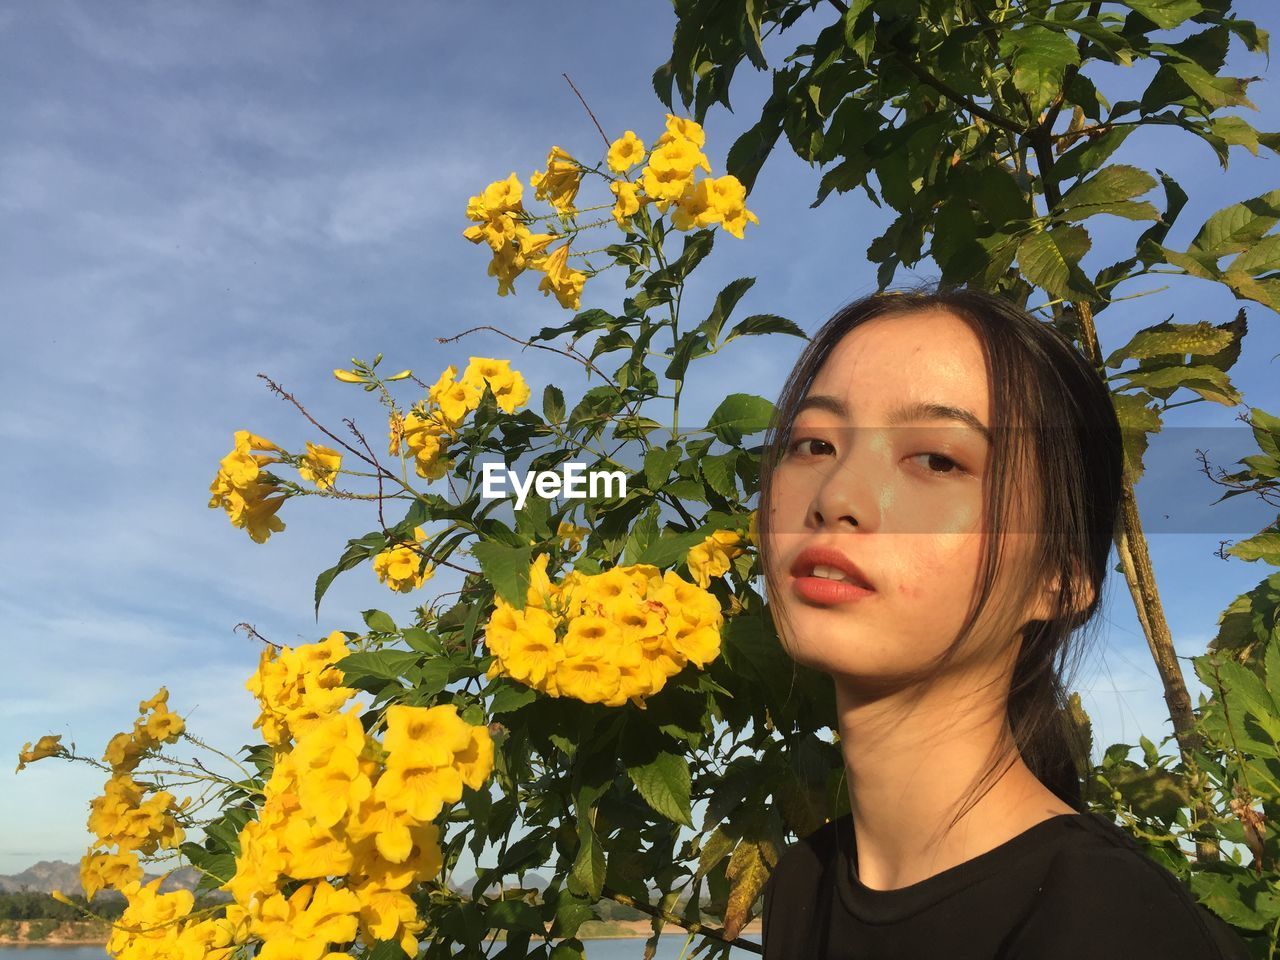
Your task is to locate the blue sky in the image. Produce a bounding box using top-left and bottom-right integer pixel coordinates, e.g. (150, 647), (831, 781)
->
(2, 2), (1278, 879)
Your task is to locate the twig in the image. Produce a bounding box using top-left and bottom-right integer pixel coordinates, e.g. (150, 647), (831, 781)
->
(233, 622), (280, 650)
(257, 374), (378, 469)
(562, 73), (611, 149)
(345, 418), (387, 532)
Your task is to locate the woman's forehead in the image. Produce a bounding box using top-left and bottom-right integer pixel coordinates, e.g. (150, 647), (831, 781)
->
(808, 310), (990, 421)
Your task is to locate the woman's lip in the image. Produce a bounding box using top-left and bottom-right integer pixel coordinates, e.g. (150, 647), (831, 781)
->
(790, 574), (875, 605)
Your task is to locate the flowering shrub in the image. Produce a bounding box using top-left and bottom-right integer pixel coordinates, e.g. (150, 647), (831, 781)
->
(462, 114), (757, 310)
(20, 115), (820, 959)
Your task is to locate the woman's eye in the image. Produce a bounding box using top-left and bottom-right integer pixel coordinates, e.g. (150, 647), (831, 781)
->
(787, 436), (833, 458)
(911, 452), (964, 477)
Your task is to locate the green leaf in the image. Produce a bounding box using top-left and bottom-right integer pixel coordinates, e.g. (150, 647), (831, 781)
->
(1104, 320), (1238, 367)
(635, 529), (707, 569)
(665, 330), (713, 383)
(1228, 531), (1280, 563)
(699, 277), (757, 347)
(622, 507), (661, 566)
(1061, 165), (1156, 209)
(627, 752), (694, 827)
(669, 229), (716, 282)
(336, 650), (421, 686)
(643, 445), (682, 490)
(314, 532), (388, 617)
(1017, 225), (1097, 300)
(705, 393), (775, 445)
(471, 541), (533, 610)
(1121, 0), (1203, 29)
(999, 26), (1081, 114)
(724, 313), (807, 343)
(1054, 127), (1135, 184)
(487, 898), (545, 932)
(701, 451), (741, 499)
(568, 819), (606, 900)
(1171, 62), (1256, 110)
(1111, 391), (1163, 483)
(488, 678), (538, 715)
(543, 384), (565, 426)
(362, 609), (397, 634)
(1231, 234), (1280, 275)
(363, 942), (411, 960)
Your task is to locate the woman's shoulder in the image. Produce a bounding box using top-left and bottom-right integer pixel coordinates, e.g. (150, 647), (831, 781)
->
(1003, 813), (1250, 959)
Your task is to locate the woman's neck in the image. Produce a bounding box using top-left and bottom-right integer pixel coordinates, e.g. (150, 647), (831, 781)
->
(833, 673), (1076, 890)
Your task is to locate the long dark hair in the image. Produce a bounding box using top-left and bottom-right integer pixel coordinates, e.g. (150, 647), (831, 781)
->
(756, 283), (1124, 827)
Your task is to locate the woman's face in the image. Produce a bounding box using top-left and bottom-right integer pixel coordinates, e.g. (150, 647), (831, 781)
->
(764, 308), (1036, 688)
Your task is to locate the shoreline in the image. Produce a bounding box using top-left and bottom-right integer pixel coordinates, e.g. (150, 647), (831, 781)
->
(0, 917), (763, 946)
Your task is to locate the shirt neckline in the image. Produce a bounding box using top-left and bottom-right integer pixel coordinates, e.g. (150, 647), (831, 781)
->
(832, 810), (1088, 924)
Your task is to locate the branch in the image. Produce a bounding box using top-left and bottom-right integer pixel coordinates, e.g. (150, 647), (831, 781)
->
(562, 73), (611, 149)
(600, 884), (762, 955)
(825, 0), (1027, 135)
(345, 418), (387, 532)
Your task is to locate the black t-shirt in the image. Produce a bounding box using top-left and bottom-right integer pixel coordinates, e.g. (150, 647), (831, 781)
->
(760, 811), (1251, 959)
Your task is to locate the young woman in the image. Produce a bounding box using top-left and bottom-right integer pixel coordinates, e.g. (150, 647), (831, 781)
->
(756, 286), (1249, 959)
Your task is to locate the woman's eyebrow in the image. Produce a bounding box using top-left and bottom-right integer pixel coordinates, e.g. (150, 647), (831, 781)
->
(795, 393), (992, 445)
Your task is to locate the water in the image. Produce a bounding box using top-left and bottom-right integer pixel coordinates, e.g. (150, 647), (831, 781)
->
(0, 936), (763, 959)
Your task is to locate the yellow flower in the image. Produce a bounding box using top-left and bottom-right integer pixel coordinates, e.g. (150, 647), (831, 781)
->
(373, 528), (435, 593)
(465, 172), (524, 221)
(533, 243), (587, 311)
(143, 708), (185, 744)
(15, 734), (63, 773)
(297, 441), (342, 490)
(530, 146), (582, 214)
(607, 130), (646, 172)
(208, 430), (287, 543)
(704, 174), (758, 239)
(428, 364), (480, 430)
(609, 180), (644, 226)
(460, 357), (531, 414)
(291, 709), (371, 829)
(557, 520), (588, 552)
(671, 178), (721, 232)
(686, 529), (747, 589)
(139, 688), (169, 713)
(80, 850), (143, 901)
(245, 632), (356, 749)
(400, 412), (454, 481)
(641, 137), (712, 211)
(656, 114), (707, 149)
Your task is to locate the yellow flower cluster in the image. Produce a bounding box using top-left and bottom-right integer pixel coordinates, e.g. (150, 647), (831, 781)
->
(621, 115), (760, 238)
(246, 631), (358, 750)
(483, 554), (724, 707)
(105, 876), (244, 960)
(14, 733), (62, 772)
(557, 519), (589, 553)
(390, 358), (531, 484)
(462, 170), (576, 307)
(463, 115), (757, 312)
(73, 688), (187, 915)
(208, 430), (287, 543)
(686, 529), (749, 589)
(229, 635), (494, 958)
(297, 441), (342, 490)
(373, 526), (435, 593)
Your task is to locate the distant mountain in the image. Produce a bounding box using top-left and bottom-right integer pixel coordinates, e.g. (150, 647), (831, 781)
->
(0, 860), (206, 897)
